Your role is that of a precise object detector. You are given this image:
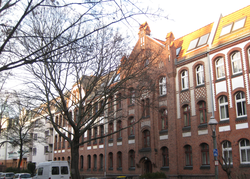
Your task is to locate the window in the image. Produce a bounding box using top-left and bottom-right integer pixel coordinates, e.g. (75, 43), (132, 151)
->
(44, 146), (49, 154)
(100, 154), (104, 170)
(143, 130), (150, 148)
(94, 127), (97, 144)
(109, 152), (113, 169)
(117, 93), (122, 109)
(129, 150), (135, 168)
(68, 133), (71, 148)
(117, 121), (122, 139)
(215, 57), (225, 79)
(187, 33), (210, 51)
(80, 155), (83, 170)
(52, 167), (59, 175)
(34, 133), (37, 140)
(159, 77), (167, 96)
(183, 105), (190, 127)
(181, 70), (188, 90)
(221, 17), (246, 36)
(248, 48), (250, 67)
(235, 92), (246, 117)
(198, 101), (207, 124)
(87, 155), (91, 170)
(94, 103), (98, 114)
(144, 59), (149, 67)
(219, 96), (229, 120)
(58, 136), (61, 149)
(61, 166), (68, 174)
(185, 145), (192, 166)
(38, 168), (43, 175)
(160, 109), (168, 130)
(196, 65), (204, 86)
(54, 135), (57, 150)
(162, 147), (169, 167)
(231, 51), (242, 74)
(62, 136), (65, 149)
(117, 152), (122, 169)
(201, 143), (210, 165)
(129, 117), (134, 136)
(33, 148), (37, 156)
(109, 123), (113, 139)
(222, 141), (232, 165)
(220, 24), (233, 36)
(100, 125), (104, 143)
(99, 100), (104, 116)
(93, 155), (97, 170)
(142, 98), (150, 117)
(88, 129), (91, 144)
(108, 96), (113, 113)
(129, 88), (135, 105)
(59, 115), (62, 126)
(239, 139), (250, 164)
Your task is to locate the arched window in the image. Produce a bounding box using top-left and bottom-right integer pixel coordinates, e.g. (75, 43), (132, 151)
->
(93, 154), (97, 170)
(87, 155), (91, 170)
(231, 51), (242, 74)
(159, 77), (167, 96)
(196, 65), (204, 86)
(99, 154), (103, 170)
(129, 150), (135, 168)
(222, 141), (232, 165)
(128, 117), (134, 136)
(183, 105), (190, 127)
(160, 108), (168, 130)
(80, 155), (83, 170)
(184, 145), (192, 166)
(239, 139), (250, 164)
(117, 152), (122, 169)
(235, 92), (246, 117)
(181, 70), (188, 90)
(109, 123), (113, 139)
(62, 157), (64, 161)
(219, 96), (229, 120)
(143, 130), (150, 148)
(161, 147), (169, 167)
(117, 121), (122, 139)
(201, 143), (210, 165)
(215, 57), (225, 79)
(198, 101), (207, 124)
(108, 152), (113, 169)
(99, 125), (104, 144)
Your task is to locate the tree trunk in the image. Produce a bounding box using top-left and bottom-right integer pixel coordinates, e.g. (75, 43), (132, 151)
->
(18, 144), (23, 172)
(70, 137), (80, 179)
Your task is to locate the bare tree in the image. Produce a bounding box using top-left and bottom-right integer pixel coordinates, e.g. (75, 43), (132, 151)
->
(0, 91), (46, 172)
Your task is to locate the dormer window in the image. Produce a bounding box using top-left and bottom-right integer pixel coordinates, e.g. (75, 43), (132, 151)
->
(187, 33), (210, 51)
(141, 36), (145, 46)
(220, 17), (246, 36)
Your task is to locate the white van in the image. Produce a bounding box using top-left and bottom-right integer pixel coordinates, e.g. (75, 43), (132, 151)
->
(33, 161), (71, 179)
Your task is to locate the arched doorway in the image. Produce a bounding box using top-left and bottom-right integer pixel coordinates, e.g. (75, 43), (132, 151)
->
(139, 157), (152, 174)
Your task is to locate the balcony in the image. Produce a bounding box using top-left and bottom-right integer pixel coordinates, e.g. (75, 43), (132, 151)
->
(47, 136), (53, 145)
(45, 152), (53, 161)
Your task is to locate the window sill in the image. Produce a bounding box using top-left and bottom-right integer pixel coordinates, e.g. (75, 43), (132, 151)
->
(200, 165), (210, 169)
(87, 169), (91, 171)
(117, 137), (122, 142)
(139, 148), (151, 153)
(93, 168), (97, 171)
(129, 167), (135, 171)
(128, 104), (135, 107)
(128, 135), (135, 139)
(222, 164), (233, 169)
(117, 167), (122, 171)
(159, 94), (167, 98)
(196, 84), (205, 88)
(181, 89), (189, 93)
(232, 72), (243, 78)
(117, 108), (122, 111)
(184, 166), (193, 170)
(93, 141), (97, 145)
(99, 141), (104, 144)
(159, 129), (168, 135)
(219, 119), (229, 124)
(198, 123), (207, 129)
(142, 115), (150, 119)
(160, 166), (169, 171)
(87, 142), (91, 146)
(182, 126), (191, 131)
(108, 167), (113, 171)
(108, 138), (113, 143)
(240, 164), (250, 168)
(99, 168), (103, 171)
(215, 77), (226, 83)
(236, 116), (247, 122)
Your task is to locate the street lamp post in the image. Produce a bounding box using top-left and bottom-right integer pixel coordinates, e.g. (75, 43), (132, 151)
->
(208, 116), (218, 179)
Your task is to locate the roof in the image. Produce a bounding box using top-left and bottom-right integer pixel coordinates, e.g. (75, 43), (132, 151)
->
(212, 5), (250, 47)
(173, 23), (214, 60)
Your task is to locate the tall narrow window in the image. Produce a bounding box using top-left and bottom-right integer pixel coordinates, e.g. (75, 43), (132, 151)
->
(198, 101), (207, 124)
(80, 156), (83, 170)
(100, 125), (104, 143)
(239, 139), (250, 164)
(117, 121), (122, 139)
(183, 105), (190, 127)
(93, 155), (97, 170)
(109, 152), (113, 169)
(129, 88), (135, 105)
(129, 150), (135, 168)
(99, 154), (103, 170)
(146, 98), (150, 117)
(87, 155), (91, 170)
(94, 127), (97, 144)
(216, 57), (225, 79)
(99, 100), (104, 116)
(143, 130), (150, 148)
(117, 93), (122, 109)
(219, 96), (229, 120)
(185, 145), (192, 166)
(58, 136), (61, 149)
(231, 51), (242, 74)
(129, 117), (134, 136)
(109, 123), (113, 139)
(117, 152), (122, 169)
(159, 77), (167, 96)
(54, 135), (57, 150)
(235, 92), (246, 117)
(160, 109), (168, 130)
(108, 96), (113, 113)
(196, 65), (204, 86)
(162, 147), (169, 167)
(88, 129), (91, 145)
(181, 70), (188, 90)
(222, 141), (233, 165)
(62, 135), (65, 149)
(201, 143), (210, 165)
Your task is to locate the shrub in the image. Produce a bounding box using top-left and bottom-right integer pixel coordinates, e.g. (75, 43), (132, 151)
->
(139, 172), (166, 179)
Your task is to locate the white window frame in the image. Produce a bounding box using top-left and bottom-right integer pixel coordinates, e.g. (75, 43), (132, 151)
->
(248, 48), (250, 67)
(235, 92), (246, 117)
(239, 139), (250, 164)
(232, 17), (246, 31)
(196, 65), (204, 86)
(219, 96), (229, 121)
(159, 77), (167, 96)
(181, 70), (188, 90)
(231, 51), (242, 75)
(215, 57), (225, 79)
(222, 141), (233, 165)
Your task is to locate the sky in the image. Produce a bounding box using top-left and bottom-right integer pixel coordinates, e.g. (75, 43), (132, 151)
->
(137, 0), (250, 41)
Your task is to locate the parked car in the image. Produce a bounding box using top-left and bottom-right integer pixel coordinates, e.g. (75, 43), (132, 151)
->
(14, 173), (32, 179)
(0, 172), (15, 179)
